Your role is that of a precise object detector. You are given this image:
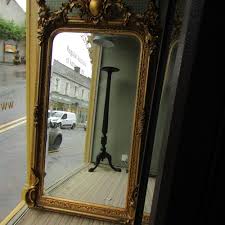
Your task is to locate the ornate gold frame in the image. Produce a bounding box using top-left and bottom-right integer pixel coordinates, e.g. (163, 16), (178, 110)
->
(25, 0), (160, 224)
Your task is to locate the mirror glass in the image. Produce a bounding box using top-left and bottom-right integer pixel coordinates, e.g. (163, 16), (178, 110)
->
(44, 32), (141, 209)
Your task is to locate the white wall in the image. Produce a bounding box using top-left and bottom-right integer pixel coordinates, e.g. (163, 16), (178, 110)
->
(0, 0), (25, 26)
(91, 36), (141, 166)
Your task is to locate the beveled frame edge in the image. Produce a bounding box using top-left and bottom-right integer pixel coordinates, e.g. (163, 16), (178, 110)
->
(25, 1), (160, 224)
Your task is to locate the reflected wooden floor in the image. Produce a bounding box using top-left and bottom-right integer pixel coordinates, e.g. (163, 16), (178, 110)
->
(46, 164), (155, 212)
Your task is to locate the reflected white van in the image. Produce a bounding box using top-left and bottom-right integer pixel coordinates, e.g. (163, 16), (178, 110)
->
(49, 110), (77, 129)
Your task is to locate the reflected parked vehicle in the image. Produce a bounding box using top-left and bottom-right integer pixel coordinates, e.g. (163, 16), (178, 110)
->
(49, 110), (77, 129)
(48, 111), (62, 151)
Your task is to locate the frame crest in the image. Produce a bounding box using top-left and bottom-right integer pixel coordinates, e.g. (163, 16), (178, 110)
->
(37, 0), (159, 47)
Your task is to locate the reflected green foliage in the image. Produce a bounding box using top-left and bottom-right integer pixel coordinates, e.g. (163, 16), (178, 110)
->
(0, 18), (25, 41)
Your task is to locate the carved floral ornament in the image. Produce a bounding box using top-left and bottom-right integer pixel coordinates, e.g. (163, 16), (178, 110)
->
(36, 0), (160, 46)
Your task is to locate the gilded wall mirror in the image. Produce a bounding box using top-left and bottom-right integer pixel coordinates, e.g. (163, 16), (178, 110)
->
(26, 0), (159, 224)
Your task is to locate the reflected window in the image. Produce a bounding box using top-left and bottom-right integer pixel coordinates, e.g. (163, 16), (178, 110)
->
(74, 86), (77, 96)
(62, 114), (67, 119)
(65, 82), (69, 95)
(53, 112), (63, 117)
(55, 78), (60, 92)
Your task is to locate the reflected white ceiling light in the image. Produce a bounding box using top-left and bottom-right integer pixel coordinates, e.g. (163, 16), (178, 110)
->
(93, 36), (114, 48)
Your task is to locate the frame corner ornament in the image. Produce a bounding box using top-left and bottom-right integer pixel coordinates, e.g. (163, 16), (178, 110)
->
(129, 185), (139, 208)
(132, 1), (160, 47)
(25, 168), (40, 207)
(125, 185), (139, 224)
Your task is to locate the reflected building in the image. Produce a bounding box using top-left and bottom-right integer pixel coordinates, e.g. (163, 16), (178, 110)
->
(49, 60), (90, 123)
(0, 0), (26, 63)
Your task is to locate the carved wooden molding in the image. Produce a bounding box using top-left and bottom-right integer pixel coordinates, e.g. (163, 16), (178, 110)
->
(25, 168), (40, 207)
(129, 185), (139, 208)
(36, 0), (160, 46)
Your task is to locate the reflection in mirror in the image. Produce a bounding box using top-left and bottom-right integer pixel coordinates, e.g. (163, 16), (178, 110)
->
(44, 32), (92, 200)
(44, 32), (142, 209)
(143, 42), (179, 215)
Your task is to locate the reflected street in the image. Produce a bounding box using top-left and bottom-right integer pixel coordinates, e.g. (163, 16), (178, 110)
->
(45, 127), (86, 188)
(0, 123), (85, 221)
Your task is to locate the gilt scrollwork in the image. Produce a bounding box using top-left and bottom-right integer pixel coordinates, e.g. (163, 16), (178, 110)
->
(136, 109), (146, 136)
(39, 196), (127, 219)
(36, 0), (87, 43)
(89, 0), (131, 23)
(127, 1), (160, 49)
(125, 185), (139, 224)
(36, 0), (160, 47)
(129, 185), (139, 208)
(34, 104), (39, 127)
(36, 0), (130, 43)
(89, 0), (103, 16)
(25, 168), (40, 207)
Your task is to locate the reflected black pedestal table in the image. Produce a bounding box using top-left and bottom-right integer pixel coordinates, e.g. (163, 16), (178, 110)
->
(89, 66), (121, 172)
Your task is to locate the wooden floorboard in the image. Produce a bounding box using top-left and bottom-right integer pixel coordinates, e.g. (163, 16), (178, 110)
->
(15, 209), (119, 225)
(47, 165), (129, 208)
